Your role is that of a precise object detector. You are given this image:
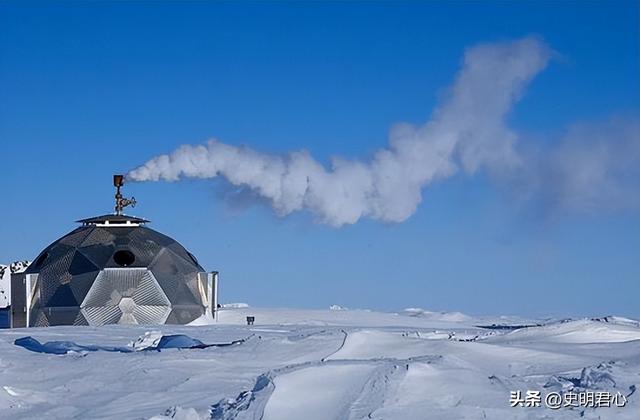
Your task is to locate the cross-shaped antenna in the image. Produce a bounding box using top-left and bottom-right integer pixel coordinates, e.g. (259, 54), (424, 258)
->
(113, 174), (137, 215)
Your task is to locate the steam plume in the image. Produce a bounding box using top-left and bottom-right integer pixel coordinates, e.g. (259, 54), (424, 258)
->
(126, 38), (566, 225)
(521, 115), (640, 215)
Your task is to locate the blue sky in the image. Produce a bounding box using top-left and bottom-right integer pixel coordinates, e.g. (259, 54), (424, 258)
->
(1, 1), (638, 317)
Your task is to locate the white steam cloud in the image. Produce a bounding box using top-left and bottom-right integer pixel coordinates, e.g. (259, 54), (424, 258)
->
(519, 115), (640, 215)
(127, 37), (639, 226)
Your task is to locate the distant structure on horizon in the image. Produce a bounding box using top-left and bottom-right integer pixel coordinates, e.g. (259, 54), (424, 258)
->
(3, 175), (218, 328)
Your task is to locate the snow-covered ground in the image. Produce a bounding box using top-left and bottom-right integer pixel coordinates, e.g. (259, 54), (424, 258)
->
(0, 307), (638, 419)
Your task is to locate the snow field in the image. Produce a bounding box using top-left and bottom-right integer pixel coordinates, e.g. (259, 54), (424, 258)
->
(0, 307), (638, 419)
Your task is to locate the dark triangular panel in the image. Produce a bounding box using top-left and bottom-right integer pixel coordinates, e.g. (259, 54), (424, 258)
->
(77, 244), (116, 268)
(164, 309), (180, 324)
(46, 284), (80, 307)
(59, 227), (92, 247)
(169, 305), (203, 324)
(45, 307), (83, 326)
(69, 270), (100, 304)
(68, 251), (100, 275)
(150, 248), (201, 305)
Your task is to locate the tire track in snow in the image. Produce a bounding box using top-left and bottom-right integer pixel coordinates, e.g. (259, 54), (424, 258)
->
(210, 358), (439, 419)
(257, 356), (440, 420)
(208, 329), (351, 420)
(171, 329), (443, 420)
(321, 329), (348, 362)
(345, 362), (408, 420)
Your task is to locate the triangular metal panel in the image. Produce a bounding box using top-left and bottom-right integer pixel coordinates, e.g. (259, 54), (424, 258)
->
(46, 284), (79, 307)
(80, 268), (171, 326)
(164, 309), (180, 324)
(73, 311), (89, 326)
(125, 233), (163, 266)
(59, 227), (93, 247)
(134, 227), (176, 247)
(132, 305), (172, 325)
(68, 251), (100, 276)
(114, 235), (131, 247)
(167, 305), (203, 324)
(44, 307), (84, 326)
(37, 247), (75, 305)
(82, 269), (141, 308)
(80, 227), (116, 247)
(32, 310), (50, 327)
(81, 305), (122, 326)
(132, 271), (170, 306)
(165, 242), (203, 269)
(67, 270), (100, 304)
(150, 248), (202, 306)
(77, 244), (116, 270)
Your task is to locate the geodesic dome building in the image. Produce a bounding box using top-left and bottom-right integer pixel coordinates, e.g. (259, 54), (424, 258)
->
(18, 213), (216, 327)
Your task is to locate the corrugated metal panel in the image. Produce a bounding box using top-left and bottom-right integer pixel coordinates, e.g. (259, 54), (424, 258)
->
(80, 268), (171, 326)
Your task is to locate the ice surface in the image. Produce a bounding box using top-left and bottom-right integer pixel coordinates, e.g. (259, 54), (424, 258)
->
(14, 332), (250, 354)
(0, 307), (638, 419)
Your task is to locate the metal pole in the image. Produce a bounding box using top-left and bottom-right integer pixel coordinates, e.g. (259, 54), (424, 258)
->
(213, 271), (219, 322)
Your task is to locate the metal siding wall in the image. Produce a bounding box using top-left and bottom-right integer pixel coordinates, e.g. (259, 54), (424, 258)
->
(10, 273), (27, 328)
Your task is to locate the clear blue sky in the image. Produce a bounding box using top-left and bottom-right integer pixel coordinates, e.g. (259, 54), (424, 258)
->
(1, 1), (639, 318)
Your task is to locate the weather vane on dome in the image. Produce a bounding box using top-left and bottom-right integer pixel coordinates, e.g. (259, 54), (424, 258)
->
(113, 174), (136, 215)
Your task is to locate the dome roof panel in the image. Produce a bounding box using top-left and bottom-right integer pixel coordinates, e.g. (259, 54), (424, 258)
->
(46, 284), (80, 307)
(68, 270), (100, 304)
(80, 227), (116, 247)
(114, 235), (132, 246)
(77, 244), (117, 269)
(166, 305), (204, 325)
(37, 247), (76, 301)
(59, 227), (93, 247)
(132, 227), (177, 248)
(68, 251), (100, 275)
(149, 248), (201, 306)
(165, 242), (204, 270)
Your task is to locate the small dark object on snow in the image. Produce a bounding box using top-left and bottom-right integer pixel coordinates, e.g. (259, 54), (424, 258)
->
(476, 323), (542, 330)
(246, 316), (255, 325)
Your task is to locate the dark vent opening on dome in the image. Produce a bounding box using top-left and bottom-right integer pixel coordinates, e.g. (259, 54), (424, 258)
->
(187, 252), (199, 266)
(113, 250), (135, 267)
